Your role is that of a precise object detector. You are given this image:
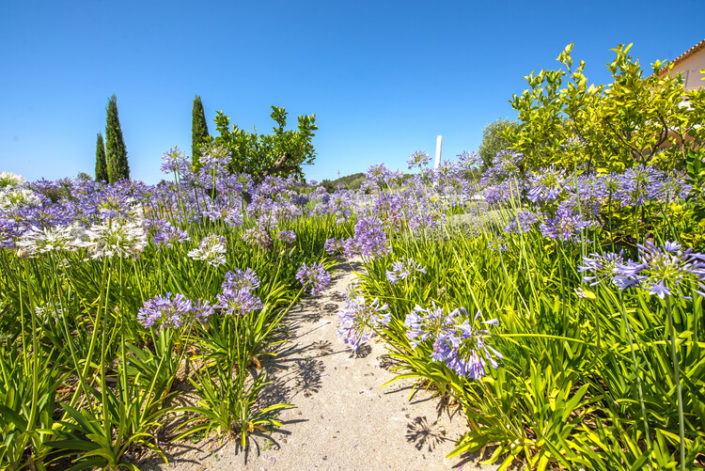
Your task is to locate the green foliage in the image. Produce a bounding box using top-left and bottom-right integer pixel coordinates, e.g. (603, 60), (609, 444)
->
(509, 43), (704, 172)
(478, 119), (519, 169)
(191, 95), (209, 172)
(355, 209), (705, 470)
(95, 133), (108, 182)
(320, 172), (366, 191)
(212, 106), (317, 183)
(0, 203), (348, 468)
(105, 95), (129, 182)
(0, 342), (63, 470)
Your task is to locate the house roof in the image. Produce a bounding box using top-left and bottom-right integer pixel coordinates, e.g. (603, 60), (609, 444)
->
(667, 38), (705, 68)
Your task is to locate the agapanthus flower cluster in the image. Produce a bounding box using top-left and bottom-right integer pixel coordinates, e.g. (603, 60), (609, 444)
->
(311, 189), (354, 223)
(338, 287), (390, 352)
(160, 147), (192, 176)
(0, 171), (27, 189)
(342, 216), (390, 259)
(0, 187), (42, 210)
(405, 303), (456, 348)
(633, 241), (705, 299)
(505, 210), (540, 234)
(527, 168), (566, 204)
(366, 163), (404, 188)
(456, 150), (482, 169)
(539, 207), (597, 243)
(198, 143), (231, 171)
(242, 227), (272, 251)
(579, 250), (633, 290)
(188, 234), (227, 267)
(152, 222), (190, 248)
(324, 237), (345, 255)
(15, 223), (88, 257)
(296, 262), (331, 296)
(215, 268), (263, 315)
(432, 310), (502, 379)
(34, 304), (67, 324)
(0, 218), (20, 249)
(482, 180), (521, 206)
(613, 166), (665, 208)
(406, 304), (502, 378)
(407, 151), (431, 170)
(85, 218), (148, 259)
(138, 293), (213, 329)
(482, 150), (524, 183)
(579, 242), (705, 298)
(276, 229), (297, 244)
(386, 257), (427, 285)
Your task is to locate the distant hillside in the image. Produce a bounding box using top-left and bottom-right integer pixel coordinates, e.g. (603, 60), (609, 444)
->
(320, 172), (366, 191)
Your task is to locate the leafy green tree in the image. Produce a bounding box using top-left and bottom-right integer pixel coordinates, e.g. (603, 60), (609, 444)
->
(212, 106), (317, 183)
(94, 133), (108, 182)
(509, 43), (705, 173)
(478, 119), (519, 169)
(191, 95), (209, 171)
(105, 95), (129, 182)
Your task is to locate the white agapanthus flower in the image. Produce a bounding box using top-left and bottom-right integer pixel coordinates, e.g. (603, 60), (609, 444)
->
(35, 304), (66, 324)
(85, 219), (148, 259)
(188, 234), (227, 267)
(0, 172), (27, 189)
(0, 188), (42, 210)
(16, 223), (89, 257)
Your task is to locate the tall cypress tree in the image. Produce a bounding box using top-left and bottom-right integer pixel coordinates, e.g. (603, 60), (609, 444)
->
(105, 94), (129, 182)
(95, 132), (108, 182)
(191, 95), (209, 171)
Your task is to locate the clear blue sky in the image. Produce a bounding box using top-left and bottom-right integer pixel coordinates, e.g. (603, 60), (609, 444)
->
(1, 0), (703, 184)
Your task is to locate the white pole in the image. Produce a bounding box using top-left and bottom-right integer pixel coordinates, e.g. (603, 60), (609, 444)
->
(434, 135), (442, 169)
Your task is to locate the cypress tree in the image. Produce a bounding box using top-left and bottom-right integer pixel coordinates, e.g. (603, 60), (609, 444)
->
(105, 94), (129, 182)
(191, 95), (209, 171)
(95, 133), (108, 182)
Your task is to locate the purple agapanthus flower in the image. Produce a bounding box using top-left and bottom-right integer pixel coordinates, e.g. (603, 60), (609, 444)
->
(222, 268), (261, 292)
(505, 210), (539, 234)
(338, 294), (390, 352)
(160, 147), (192, 176)
(407, 151), (431, 170)
(215, 269), (263, 315)
(386, 257), (427, 285)
(296, 262), (331, 296)
(527, 168), (566, 204)
(580, 242), (705, 299)
(324, 238), (345, 255)
(216, 288), (263, 315)
(242, 227), (272, 250)
(343, 216), (390, 259)
(276, 230), (297, 244)
(138, 293), (194, 329)
(153, 222), (190, 248)
(539, 207), (597, 243)
(407, 305), (502, 379)
(405, 303), (456, 348)
(632, 241), (705, 299)
(578, 250), (634, 289)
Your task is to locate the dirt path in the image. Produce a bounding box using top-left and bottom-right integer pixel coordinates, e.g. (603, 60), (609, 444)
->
(142, 261), (495, 470)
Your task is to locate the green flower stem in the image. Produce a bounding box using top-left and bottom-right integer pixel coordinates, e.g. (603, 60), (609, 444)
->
(608, 289), (653, 460)
(665, 296), (686, 471)
(68, 256), (110, 409)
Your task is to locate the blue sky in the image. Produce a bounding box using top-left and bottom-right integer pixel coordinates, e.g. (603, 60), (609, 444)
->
(1, 0), (703, 184)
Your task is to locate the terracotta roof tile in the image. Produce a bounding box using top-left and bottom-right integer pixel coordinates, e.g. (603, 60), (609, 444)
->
(668, 38), (705, 67)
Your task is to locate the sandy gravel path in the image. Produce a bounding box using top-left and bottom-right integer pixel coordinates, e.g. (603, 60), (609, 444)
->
(142, 261), (496, 471)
